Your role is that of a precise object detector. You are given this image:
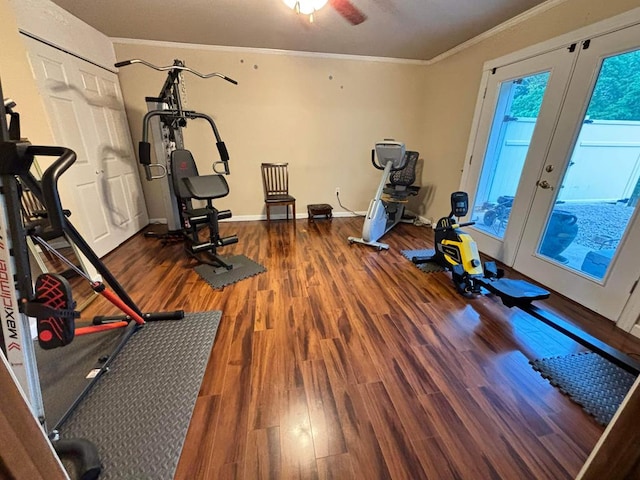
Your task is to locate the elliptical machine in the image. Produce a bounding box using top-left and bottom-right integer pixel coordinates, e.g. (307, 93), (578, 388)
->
(348, 140), (419, 250)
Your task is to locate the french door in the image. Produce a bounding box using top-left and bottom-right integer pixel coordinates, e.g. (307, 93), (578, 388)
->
(463, 47), (577, 265)
(464, 23), (640, 321)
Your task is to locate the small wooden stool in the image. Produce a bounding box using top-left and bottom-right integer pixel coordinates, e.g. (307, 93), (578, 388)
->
(307, 204), (333, 222)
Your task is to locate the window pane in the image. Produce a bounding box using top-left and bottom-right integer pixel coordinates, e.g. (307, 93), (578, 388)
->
(472, 72), (550, 238)
(538, 49), (640, 280)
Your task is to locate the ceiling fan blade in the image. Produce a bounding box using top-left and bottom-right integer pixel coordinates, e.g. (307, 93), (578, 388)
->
(329, 0), (367, 25)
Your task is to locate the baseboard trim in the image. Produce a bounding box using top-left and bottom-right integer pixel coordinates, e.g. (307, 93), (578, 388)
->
(147, 211), (365, 224)
(225, 211), (366, 222)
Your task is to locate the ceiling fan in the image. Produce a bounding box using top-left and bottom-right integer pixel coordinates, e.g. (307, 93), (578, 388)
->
(283, 0), (367, 25)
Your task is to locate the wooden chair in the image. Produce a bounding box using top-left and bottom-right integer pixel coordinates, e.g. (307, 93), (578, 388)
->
(261, 163), (296, 222)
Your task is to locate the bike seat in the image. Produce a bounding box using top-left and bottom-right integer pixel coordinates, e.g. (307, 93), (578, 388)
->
(479, 277), (550, 308)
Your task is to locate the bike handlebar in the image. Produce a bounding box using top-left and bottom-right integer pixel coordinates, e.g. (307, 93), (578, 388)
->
(115, 59), (238, 85)
(434, 220), (475, 232)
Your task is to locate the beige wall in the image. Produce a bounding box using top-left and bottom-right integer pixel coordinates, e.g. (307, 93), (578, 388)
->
(114, 42), (428, 219)
(0, 0), (54, 146)
(420, 0), (640, 221)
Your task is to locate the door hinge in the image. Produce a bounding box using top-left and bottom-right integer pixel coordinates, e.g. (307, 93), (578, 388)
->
(583, 39), (591, 50)
(491, 67), (497, 75)
(483, 87), (487, 99)
(631, 279), (639, 295)
(568, 43), (577, 52)
(469, 155), (473, 165)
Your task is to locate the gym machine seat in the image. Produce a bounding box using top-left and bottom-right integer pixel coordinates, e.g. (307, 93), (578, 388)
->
(171, 149), (238, 268)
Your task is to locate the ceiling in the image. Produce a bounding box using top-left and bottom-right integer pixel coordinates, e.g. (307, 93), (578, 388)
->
(49, 0), (548, 61)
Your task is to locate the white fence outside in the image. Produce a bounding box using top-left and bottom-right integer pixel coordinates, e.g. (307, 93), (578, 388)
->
(488, 119), (640, 203)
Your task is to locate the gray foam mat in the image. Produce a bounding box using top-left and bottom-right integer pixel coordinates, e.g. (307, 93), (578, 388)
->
(58, 311), (221, 479)
(401, 249), (446, 273)
(36, 324), (131, 430)
(530, 351), (637, 425)
(194, 254), (266, 289)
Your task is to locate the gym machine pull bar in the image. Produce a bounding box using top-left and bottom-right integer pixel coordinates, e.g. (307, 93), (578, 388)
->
(114, 58), (238, 85)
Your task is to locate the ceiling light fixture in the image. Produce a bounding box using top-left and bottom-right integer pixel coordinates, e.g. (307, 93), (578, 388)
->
(283, 0), (329, 23)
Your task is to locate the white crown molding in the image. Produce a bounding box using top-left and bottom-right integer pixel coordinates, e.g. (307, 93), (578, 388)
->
(483, 5), (640, 71)
(110, 37), (428, 66)
(426, 0), (573, 65)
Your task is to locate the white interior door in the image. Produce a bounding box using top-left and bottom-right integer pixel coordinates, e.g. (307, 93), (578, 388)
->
(513, 25), (640, 321)
(463, 47), (577, 266)
(24, 37), (148, 257)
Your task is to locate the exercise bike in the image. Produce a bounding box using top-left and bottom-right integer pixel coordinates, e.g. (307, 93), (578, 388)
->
(412, 191), (640, 375)
(348, 140), (419, 250)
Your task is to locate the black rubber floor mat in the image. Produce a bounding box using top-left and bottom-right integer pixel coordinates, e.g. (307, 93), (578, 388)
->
(57, 311), (221, 479)
(530, 351), (638, 425)
(401, 249), (446, 273)
(194, 254), (266, 289)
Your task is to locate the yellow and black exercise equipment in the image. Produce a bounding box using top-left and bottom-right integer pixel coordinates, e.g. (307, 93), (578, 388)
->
(412, 191), (640, 375)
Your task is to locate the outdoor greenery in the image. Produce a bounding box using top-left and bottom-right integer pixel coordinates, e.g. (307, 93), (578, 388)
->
(511, 49), (640, 121)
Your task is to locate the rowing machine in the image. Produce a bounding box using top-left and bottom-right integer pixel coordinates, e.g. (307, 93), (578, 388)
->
(413, 191), (640, 375)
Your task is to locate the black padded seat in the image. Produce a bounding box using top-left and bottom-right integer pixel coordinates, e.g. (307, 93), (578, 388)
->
(183, 175), (229, 200)
(480, 277), (550, 308)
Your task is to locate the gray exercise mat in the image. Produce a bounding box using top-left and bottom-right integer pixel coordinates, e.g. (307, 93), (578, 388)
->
(194, 254), (266, 289)
(36, 324), (131, 431)
(58, 311), (221, 480)
(401, 249), (446, 273)
(530, 351), (637, 425)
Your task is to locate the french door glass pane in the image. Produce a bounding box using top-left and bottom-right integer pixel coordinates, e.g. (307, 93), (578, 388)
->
(538, 48), (640, 280)
(472, 72), (550, 238)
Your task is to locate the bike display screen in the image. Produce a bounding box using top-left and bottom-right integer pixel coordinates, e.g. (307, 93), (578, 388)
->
(451, 192), (468, 217)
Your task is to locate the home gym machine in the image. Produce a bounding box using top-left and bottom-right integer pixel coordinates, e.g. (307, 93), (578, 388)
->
(1, 82), (183, 479)
(116, 59), (239, 268)
(412, 191), (640, 375)
(348, 140), (419, 250)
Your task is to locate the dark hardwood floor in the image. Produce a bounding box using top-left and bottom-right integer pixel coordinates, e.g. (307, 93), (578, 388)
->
(73, 217), (640, 479)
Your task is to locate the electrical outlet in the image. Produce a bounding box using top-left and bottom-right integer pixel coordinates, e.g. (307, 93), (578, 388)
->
(335, 187), (341, 196)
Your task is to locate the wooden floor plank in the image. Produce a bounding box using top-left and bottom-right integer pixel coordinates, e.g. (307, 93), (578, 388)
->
(248, 329), (282, 430)
(174, 395), (221, 480)
(316, 453), (356, 480)
(244, 427), (281, 480)
(279, 387), (319, 479)
(300, 359), (347, 458)
(359, 381), (429, 480)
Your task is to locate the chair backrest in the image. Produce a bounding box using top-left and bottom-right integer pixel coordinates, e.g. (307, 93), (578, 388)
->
(171, 149), (200, 199)
(389, 151), (419, 188)
(261, 163), (290, 198)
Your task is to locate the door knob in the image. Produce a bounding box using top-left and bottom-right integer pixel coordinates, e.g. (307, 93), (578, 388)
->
(536, 179), (554, 190)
